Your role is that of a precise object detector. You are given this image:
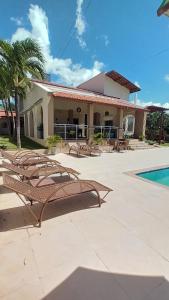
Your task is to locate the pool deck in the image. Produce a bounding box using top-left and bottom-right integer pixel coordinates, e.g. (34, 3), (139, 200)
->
(1, 148), (169, 299)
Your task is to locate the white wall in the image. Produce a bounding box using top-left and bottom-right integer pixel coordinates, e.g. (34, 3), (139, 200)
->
(78, 73), (130, 100)
(78, 73), (105, 94)
(104, 76), (130, 100)
(54, 97), (88, 125)
(22, 83), (49, 112)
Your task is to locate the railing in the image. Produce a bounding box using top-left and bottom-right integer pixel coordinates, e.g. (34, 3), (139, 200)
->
(53, 124), (119, 140)
(93, 126), (118, 139)
(54, 124), (88, 140)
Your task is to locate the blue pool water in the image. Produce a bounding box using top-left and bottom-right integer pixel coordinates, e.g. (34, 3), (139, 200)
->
(137, 167), (169, 187)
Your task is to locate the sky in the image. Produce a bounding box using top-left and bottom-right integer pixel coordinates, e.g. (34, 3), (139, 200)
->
(0, 0), (169, 107)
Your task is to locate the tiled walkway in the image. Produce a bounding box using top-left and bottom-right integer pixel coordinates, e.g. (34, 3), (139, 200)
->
(1, 148), (169, 299)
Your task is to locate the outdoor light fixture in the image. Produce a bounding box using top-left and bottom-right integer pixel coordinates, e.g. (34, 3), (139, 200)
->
(77, 107), (81, 113)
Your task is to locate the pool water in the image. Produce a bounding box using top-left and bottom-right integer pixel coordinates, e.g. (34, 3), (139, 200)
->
(137, 167), (169, 187)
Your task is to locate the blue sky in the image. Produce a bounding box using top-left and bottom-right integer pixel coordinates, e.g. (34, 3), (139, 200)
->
(0, 0), (169, 106)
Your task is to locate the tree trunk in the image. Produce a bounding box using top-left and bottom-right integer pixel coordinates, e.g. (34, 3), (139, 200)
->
(15, 88), (21, 148)
(8, 98), (16, 137)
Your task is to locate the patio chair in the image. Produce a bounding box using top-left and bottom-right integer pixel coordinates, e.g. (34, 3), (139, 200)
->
(2, 173), (112, 227)
(1, 161), (80, 185)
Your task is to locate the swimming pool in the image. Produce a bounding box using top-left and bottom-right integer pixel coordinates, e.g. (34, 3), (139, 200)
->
(137, 167), (169, 187)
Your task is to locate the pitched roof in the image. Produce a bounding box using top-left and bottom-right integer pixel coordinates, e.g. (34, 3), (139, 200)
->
(105, 70), (140, 93)
(157, 0), (169, 16)
(146, 105), (169, 112)
(52, 90), (147, 111)
(33, 80), (147, 111)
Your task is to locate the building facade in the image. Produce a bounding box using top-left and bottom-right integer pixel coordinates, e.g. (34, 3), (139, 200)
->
(21, 70), (147, 146)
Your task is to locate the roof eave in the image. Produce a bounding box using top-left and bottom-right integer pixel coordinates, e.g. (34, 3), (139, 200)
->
(52, 92), (147, 112)
(105, 71), (141, 93)
(157, 2), (169, 16)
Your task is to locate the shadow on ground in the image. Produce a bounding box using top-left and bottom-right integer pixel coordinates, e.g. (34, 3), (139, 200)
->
(0, 192), (104, 231)
(42, 267), (169, 300)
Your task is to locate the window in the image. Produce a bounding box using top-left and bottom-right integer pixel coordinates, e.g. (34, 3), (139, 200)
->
(105, 111), (109, 116)
(123, 115), (135, 135)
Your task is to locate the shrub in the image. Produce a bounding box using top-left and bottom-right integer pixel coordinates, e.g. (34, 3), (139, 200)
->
(47, 134), (62, 148)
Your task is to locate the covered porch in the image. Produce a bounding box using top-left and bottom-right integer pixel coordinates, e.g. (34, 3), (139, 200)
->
(23, 95), (147, 144)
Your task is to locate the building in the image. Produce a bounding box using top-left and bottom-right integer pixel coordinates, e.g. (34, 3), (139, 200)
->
(0, 110), (16, 135)
(21, 70), (147, 145)
(157, 0), (169, 16)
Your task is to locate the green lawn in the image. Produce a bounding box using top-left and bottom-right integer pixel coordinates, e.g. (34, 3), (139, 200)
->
(0, 135), (46, 150)
(160, 142), (169, 147)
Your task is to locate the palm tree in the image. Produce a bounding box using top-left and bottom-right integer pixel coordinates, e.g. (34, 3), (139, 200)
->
(0, 38), (45, 148)
(0, 61), (13, 135)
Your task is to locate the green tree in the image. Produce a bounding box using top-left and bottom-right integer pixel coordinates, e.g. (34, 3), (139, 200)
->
(0, 38), (45, 148)
(0, 61), (13, 135)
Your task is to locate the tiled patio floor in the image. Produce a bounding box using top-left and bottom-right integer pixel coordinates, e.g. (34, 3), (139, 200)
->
(1, 148), (169, 299)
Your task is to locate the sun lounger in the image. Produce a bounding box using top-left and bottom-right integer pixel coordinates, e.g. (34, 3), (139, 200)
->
(1, 161), (80, 184)
(68, 142), (102, 157)
(116, 139), (130, 152)
(1, 149), (60, 167)
(2, 173), (112, 227)
(0, 149), (39, 162)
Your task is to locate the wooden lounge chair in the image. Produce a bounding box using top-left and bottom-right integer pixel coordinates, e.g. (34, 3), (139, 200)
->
(1, 161), (80, 184)
(1, 149), (60, 168)
(2, 173), (112, 227)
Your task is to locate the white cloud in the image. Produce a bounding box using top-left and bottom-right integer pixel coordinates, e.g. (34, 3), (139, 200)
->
(96, 35), (110, 47)
(75, 0), (86, 49)
(11, 4), (103, 86)
(10, 17), (23, 26)
(102, 35), (109, 47)
(133, 98), (169, 109)
(134, 81), (141, 88)
(164, 74), (169, 82)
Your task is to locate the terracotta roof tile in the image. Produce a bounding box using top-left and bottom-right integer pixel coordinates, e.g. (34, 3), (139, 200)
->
(52, 91), (147, 111)
(0, 110), (16, 117)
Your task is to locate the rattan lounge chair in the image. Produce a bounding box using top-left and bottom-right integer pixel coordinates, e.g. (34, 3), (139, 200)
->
(116, 139), (130, 152)
(1, 161), (80, 184)
(80, 142), (102, 156)
(0, 149), (39, 162)
(3, 173), (112, 227)
(68, 142), (102, 157)
(1, 149), (60, 168)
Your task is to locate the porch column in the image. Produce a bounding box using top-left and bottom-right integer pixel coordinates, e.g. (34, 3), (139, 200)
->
(134, 110), (147, 138)
(27, 111), (30, 137)
(48, 97), (54, 136)
(119, 108), (124, 128)
(23, 114), (26, 136)
(88, 103), (94, 141)
(42, 97), (54, 140)
(33, 106), (38, 139)
(42, 99), (49, 140)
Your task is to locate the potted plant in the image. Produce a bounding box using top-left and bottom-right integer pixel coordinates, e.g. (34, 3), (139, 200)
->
(47, 134), (62, 155)
(139, 134), (145, 141)
(92, 132), (103, 145)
